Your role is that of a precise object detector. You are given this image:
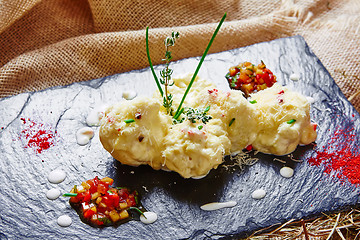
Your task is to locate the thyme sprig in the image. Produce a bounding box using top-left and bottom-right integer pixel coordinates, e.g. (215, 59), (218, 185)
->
(161, 32), (179, 114)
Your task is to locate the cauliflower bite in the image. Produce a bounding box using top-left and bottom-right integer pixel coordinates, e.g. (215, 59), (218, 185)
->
(250, 84), (317, 155)
(99, 97), (170, 169)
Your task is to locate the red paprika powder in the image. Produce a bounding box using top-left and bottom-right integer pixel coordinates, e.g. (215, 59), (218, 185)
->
(20, 118), (57, 154)
(307, 126), (360, 185)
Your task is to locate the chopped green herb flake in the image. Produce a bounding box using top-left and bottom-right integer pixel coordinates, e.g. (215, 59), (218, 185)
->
(124, 119), (135, 123)
(107, 190), (114, 194)
(204, 106), (210, 113)
(63, 193), (78, 197)
(229, 118), (235, 126)
(98, 217), (112, 225)
(198, 125), (203, 130)
(249, 100), (257, 104)
(287, 119), (296, 124)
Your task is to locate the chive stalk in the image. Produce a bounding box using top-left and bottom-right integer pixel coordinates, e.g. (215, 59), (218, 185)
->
(129, 207), (147, 219)
(173, 13), (227, 119)
(124, 119), (135, 123)
(63, 193), (78, 197)
(229, 118), (235, 126)
(146, 27), (164, 97)
(287, 119), (296, 124)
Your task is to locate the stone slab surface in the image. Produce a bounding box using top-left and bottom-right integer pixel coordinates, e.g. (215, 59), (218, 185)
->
(1, 36), (359, 239)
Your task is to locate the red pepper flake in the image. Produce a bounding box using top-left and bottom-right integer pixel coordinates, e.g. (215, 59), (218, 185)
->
(208, 89), (219, 97)
(245, 145), (253, 151)
(20, 118), (57, 154)
(307, 127), (360, 186)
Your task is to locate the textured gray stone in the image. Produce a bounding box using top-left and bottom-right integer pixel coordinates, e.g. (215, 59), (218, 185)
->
(1, 36), (359, 239)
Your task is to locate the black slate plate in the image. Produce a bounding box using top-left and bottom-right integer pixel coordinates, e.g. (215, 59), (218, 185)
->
(1, 35), (360, 240)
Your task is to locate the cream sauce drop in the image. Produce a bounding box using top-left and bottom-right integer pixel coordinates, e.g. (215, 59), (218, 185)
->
(290, 73), (300, 81)
(76, 127), (94, 145)
(122, 91), (137, 100)
(86, 104), (108, 126)
(140, 212), (158, 224)
(251, 189), (266, 199)
(46, 188), (61, 200)
(306, 96), (315, 104)
(48, 169), (66, 184)
(200, 201), (237, 211)
(280, 166), (294, 178)
(57, 215), (72, 227)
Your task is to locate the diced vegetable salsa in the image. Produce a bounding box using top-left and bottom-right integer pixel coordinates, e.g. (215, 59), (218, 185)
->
(225, 61), (276, 97)
(65, 176), (143, 227)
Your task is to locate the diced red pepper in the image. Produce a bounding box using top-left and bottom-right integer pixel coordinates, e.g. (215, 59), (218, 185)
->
(97, 182), (109, 194)
(83, 208), (96, 219)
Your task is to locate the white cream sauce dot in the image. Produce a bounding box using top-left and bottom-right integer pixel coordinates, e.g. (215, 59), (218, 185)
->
(140, 212), (158, 224)
(200, 201), (237, 211)
(280, 166), (294, 178)
(76, 127), (94, 145)
(86, 104), (108, 126)
(48, 169), (66, 184)
(57, 215), (72, 227)
(122, 91), (137, 100)
(251, 189), (266, 199)
(290, 73), (300, 81)
(46, 188), (61, 200)
(306, 96), (315, 104)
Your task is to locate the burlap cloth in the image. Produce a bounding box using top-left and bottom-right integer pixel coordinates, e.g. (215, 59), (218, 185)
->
(0, 0), (359, 112)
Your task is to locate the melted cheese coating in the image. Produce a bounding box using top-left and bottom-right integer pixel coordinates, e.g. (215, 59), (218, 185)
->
(99, 74), (317, 178)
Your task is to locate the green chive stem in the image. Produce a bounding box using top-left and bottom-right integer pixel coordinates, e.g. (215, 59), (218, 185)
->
(287, 119), (296, 124)
(249, 100), (257, 104)
(129, 207), (147, 219)
(229, 118), (235, 126)
(174, 107), (184, 120)
(146, 27), (164, 97)
(124, 119), (135, 123)
(63, 193), (78, 197)
(174, 13), (227, 118)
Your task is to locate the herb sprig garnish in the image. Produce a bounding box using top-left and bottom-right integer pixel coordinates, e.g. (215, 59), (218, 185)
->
(146, 13), (227, 123)
(161, 32), (179, 114)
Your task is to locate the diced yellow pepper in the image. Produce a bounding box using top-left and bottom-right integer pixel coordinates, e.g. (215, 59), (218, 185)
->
(91, 192), (100, 200)
(109, 210), (120, 222)
(119, 202), (128, 209)
(81, 181), (91, 189)
(100, 177), (114, 185)
(119, 210), (129, 220)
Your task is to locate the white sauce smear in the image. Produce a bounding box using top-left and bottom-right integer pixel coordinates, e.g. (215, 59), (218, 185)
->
(140, 212), (158, 224)
(46, 188), (61, 200)
(306, 96), (315, 104)
(86, 104), (108, 126)
(280, 166), (294, 178)
(57, 215), (72, 227)
(122, 90), (137, 100)
(200, 201), (237, 211)
(48, 169), (66, 184)
(251, 189), (266, 199)
(76, 127), (94, 145)
(290, 73), (300, 81)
